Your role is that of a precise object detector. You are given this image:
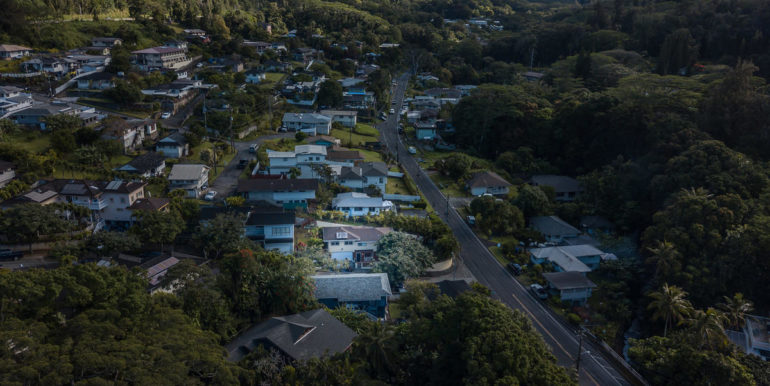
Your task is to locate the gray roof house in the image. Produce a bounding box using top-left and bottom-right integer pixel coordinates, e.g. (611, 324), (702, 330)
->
(466, 171), (512, 196)
(543, 271), (597, 305)
(529, 215), (581, 243)
(115, 152), (166, 177)
(312, 273), (392, 318)
(225, 309), (356, 362)
(168, 164), (209, 198)
(337, 162), (388, 193)
(332, 192), (394, 217)
(282, 113), (332, 135)
(155, 132), (189, 158)
(530, 174), (582, 202)
(529, 245), (608, 272)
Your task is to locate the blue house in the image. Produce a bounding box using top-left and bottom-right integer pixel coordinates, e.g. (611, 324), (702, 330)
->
(311, 273), (392, 318)
(529, 245), (607, 273)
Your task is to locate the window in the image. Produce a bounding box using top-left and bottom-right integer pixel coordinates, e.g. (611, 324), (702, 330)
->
(271, 226), (291, 236)
(369, 207), (376, 211)
(358, 242), (366, 246)
(379, 178), (383, 183)
(344, 241), (353, 245)
(354, 207), (362, 211)
(331, 241), (340, 246)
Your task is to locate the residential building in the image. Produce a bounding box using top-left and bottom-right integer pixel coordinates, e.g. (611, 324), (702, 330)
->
(529, 245), (608, 272)
(295, 144), (328, 178)
(320, 110), (357, 128)
(326, 149), (364, 163)
(225, 309), (356, 362)
(259, 59), (291, 72)
(323, 226), (393, 268)
(529, 215), (581, 243)
(184, 29), (206, 37)
(10, 103), (101, 129)
(0, 161), (15, 188)
(237, 178), (318, 208)
(543, 271), (596, 305)
(729, 315), (770, 360)
(530, 175), (582, 202)
(0, 85), (23, 98)
(131, 46), (191, 71)
(155, 132), (189, 158)
(293, 47), (322, 64)
(128, 197), (170, 217)
(454, 84), (478, 96)
(423, 88), (462, 104)
(265, 150), (297, 176)
(342, 90), (375, 110)
(101, 180), (147, 230)
(76, 71), (116, 90)
(244, 210), (296, 253)
(0, 93), (33, 119)
(244, 68), (266, 84)
(332, 192), (394, 217)
(64, 54), (110, 73)
(115, 152), (166, 177)
(141, 78), (201, 99)
(414, 120), (438, 140)
(100, 118), (158, 153)
(141, 255), (180, 293)
(168, 164), (209, 198)
(282, 113), (332, 135)
(311, 273), (392, 318)
(91, 37), (122, 47)
(0, 44), (32, 60)
(466, 171), (512, 196)
(338, 77), (365, 89)
(579, 215), (615, 235)
(337, 162), (388, 193)
(21, 57), (70, 76)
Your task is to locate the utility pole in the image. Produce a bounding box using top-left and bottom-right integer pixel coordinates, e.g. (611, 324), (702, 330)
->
(446, 194), (449, 218)
(575, 328), (584, 373)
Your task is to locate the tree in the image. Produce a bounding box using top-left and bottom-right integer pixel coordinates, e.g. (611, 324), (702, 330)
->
(46, 115), (82, 155)
(469, 196), (524, 237)
(353, 323), (397, 380)
(512, 184), (552, 218)
(84, 231), (141, 257)
(435, 153), (473, 179)
(105, 80), (142, 106)
(130, 210), (184, 252)
(433, 234), (459, 261)
(687, 307), (727, 349)
(718, 293), (754, 331)
(295, 131), (308, 142)
(658, 28), (697, 75)
(647, 283), (693, 337)
(195, 212), (246, 259)
(225, 196), (245, 207)
(646, 240), (681, 284)
(317, 80), (343, 108)
(374, 232), (435, 287)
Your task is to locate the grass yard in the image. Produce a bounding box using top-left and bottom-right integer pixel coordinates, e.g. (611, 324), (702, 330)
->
(429, 172), (468, 197)
(4, 132), (51, 153)
(354, 123), (379, 137)
(386, 176), (413, 195)
(184, 141), (236, 182)
(105, 154), (133, 169)
(331, 128), (378, 148)
(358, 148), (384, 162)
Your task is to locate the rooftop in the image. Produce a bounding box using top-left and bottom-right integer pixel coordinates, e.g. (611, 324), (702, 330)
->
(529, 216), (580, 237)
(246, 211), (295, 226)
(530, 174), (581, 193)
(311, 273), (392, 302)
(321, 226), (392, 242)
(128, 197), (170, 212)
(467, 171), (512, 189)
(543, 271), (597, 290)
(168, 164), (209, 180)
(237, 178), (319, 192)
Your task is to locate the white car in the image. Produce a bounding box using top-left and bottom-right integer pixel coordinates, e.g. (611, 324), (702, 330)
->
(530, 284), (548, 300)
(204, 190), (217, 201)
(408, 146), (417, 154)
(161, 112), (171, 119)
(389, 108), (395, 114)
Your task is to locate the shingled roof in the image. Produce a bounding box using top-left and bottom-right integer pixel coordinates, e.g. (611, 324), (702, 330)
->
(466, 171), (511, 189)
(237, 178), (319, 192)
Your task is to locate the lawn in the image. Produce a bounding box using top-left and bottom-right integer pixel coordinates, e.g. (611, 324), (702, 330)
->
(105, 154), (133, 169)
(185, 141), (236, 182)
(4, 132), (50, 153)
(358, 148), (384, 162)
(354, 123), (379, 137)
(257, 72), (286, 90)
(386, 176), (413, 195)
(331, 128), (377, 148)
(429, 172), (468, 197)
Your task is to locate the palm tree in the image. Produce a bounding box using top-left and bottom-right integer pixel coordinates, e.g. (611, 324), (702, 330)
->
(647, 283), (693, 337)
(718, 293), (754, 330)
(688, 307), (727, 349)
(353, 322), (396, 380)
(646, 240), (681, 283)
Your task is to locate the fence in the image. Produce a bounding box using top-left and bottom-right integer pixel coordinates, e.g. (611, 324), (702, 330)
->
(383, 193), (421, 202)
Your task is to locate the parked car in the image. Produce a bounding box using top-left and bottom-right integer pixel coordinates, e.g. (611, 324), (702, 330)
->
(408, 146), (417, 154)
(530, 284), (548, 300)
(161, 112), (171, 119)
(466, 215), (476, 226)
(249, 144), (257, 153)
(507, 263), (522, 276)
(389, 108), (395, 114)
(237, 159), (249, 169)
(0, 249), (23, 261)
(204, 190), (217, 201)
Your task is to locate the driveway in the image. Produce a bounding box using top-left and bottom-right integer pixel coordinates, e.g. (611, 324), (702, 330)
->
(207, 133), (292, 198)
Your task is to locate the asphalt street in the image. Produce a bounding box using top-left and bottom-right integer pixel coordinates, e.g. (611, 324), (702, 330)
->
(379, 73), (636, 386)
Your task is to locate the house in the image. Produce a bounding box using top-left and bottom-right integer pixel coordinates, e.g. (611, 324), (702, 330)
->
(128, 197), (170, 216)
(522, 71), (545, 82)
(332, 192), (394, 217)
(320, 110), (357, 128)
(282, 113), (332, 135)
(306, 135), (340, 148)
(100, 180), (147, 230)
(168, 164), (209, 198)
(580, 215), (615, 235)
(244, 68), (266, 84)
(265, 150), (297, 176)
(543, 271), (596, 305)
(423, 88), (462, 104)
(530, 175), (582, 202)
(293, 47), (322, 64)
(0, 93), (33, 119)
(0, 44), (32, 60)
(529, 245), (607, 272)
(131, 46), (191, 70)
(342, 90), (375, 110)
(259, 59), (291, 72)
(141, 78), (201, 99)
(338, 77), (365, 89)
(22, 57), (70, 76)
(63, 54), (110, 72)
(91, 37), (122, 47)
(311, 273), (392, 318)
(116, 152), (166, 177)
(225, 309), (356, 362)
(529, 215), (581, 243)
(243, 210), (296, 253)
(728, 315), (770, 360)
(322, 226), (393, 268)
(100, 118), (158, 153)
(76, 71), (116, 90)
(466, 171), (512, 196)
(184, 29), (207, 37)
(155, 132), (189, 158)
(10, 103), (93, 130)
(454, 84), (478, 96)
(0, 161), (15, 188)
(141, 255), (180, 293)
(326, 149), (364, 163)
(337, 162), (388, 193)
(414, 120), (437, 140)
(237, 178), (318, 209)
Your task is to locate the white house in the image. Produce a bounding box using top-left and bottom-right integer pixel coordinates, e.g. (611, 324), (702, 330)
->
(168, 164), (209, 198)
(131, 46), (191, 71)
(0, 94), (33, 119)
(266, 150), (297, 176)
(101, 180), (147, 230)
(100, 119), (158, 154)
(244, 68), (266, 84)
(244, 210), (296, 253)
(0, 161), (16, 188)
(0, 44), (32, 60)
(237, 178), (318, 209)
(332, 192), (394, 217)
(337, 162), (388, 193)
(322, 226), (393, 269)
(295, 144), (328, 179)
(543, 271), (596, 305)
(282, 113), (332, 135)
(156, 132), (189, 158)
(320, 110), (357, 128)
(529, 245), (607, 272)
(466, 171), (512, 196)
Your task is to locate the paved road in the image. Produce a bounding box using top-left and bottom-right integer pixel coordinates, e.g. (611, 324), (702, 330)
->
(379, 73), (636, 386)
(207, 133), (292, 198)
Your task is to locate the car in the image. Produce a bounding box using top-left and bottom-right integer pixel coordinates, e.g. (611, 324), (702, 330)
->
(466, 215), (476, 225)
(201, 184), (208, 190)
(507, 263), (522, 276)
(389, 108), (395, 114)
(530, 284), (548, 300)
(0, 249), (23, 261)
(161, 112), (171, 119)
(398, 127), (404, 134)
(249, 144), (257, 153)
(408, 146), (417, 154)
(204, 191), (217, 201)
(237, 159), (249, 169)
